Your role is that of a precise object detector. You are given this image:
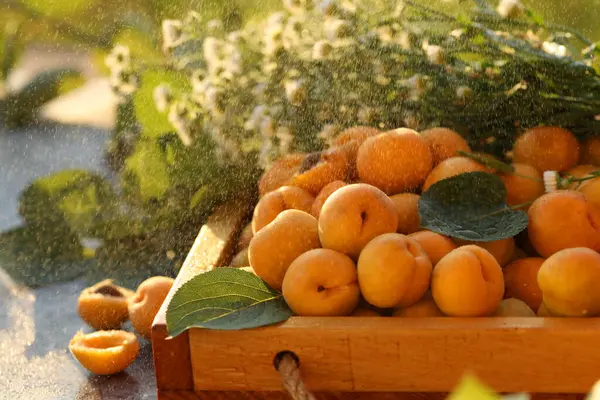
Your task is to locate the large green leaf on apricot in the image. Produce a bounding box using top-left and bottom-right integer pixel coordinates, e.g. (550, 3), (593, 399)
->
(418, 171), (528, 242)
(166, 268), (293, 337)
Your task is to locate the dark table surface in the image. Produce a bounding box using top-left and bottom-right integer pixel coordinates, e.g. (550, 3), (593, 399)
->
(0, 123), (158, 400)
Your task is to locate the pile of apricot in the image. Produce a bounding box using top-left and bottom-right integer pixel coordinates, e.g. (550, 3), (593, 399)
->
(69, 276), (175, 375)
(234, 125), (600, 318)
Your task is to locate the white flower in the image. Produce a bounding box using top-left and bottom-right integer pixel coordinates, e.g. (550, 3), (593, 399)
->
(276, 126), (294, 153)
(324, 18), (352, 41)
(496, 0), (524, 19)
(191, 69), (208, 94)
(283, 0), (310, 14)
(162, 19), (186, 51)
(425, 45), (445, 64)
(284, 79), (307, 106)
(312, 40), (333, 60)
(109, 67), (138, 95)
(105, 45), (130, 70)
(203, 37), (223, 65)
(543, 171), (559, 193)
(168, 103), (193, 147)
(153, 84), (172, 112)
(258, 138), (274, 168)
(206, 19), (223, 34)
(542, 41), (568, 57)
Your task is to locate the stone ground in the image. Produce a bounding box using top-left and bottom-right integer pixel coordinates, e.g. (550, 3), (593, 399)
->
(0, 47), (158, 400)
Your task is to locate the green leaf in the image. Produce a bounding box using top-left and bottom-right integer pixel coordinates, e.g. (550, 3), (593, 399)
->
(133, 69), (190, 137)
(166, 268), (293, 338)
(122, 139), (170, 201)
(419, 172), (528, 242)
(447, 373), (502, 400)
(457, 150), (515, 174)
(1, 20), (21, 81)
(22, 0), (97, 17)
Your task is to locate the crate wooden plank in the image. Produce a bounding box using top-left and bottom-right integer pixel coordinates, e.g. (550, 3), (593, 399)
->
(151, 198), (252, 392)
(188, 317), (600, 394)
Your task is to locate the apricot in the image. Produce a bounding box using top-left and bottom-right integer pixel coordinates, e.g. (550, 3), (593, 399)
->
(350, 307), (381, 317)
(236, 223), (254, 250)
(493, 298), (536, 317)
(419, 127), (471, 166)
(422, 156), (492, 192)
(249, 209), (321, 290)
(453, 238), (515, 267)
(431, 245), (504, 317)
(356, 128), (433, 195)
(537, 247), (600, 317)
(318, 183), (398, 259)
(251, 186), (314, 234)
(498, 163), (545, 209)
(311, 180), (347, 219)
(565, 164), (599, 186)
(503, 257), (544, 311)
(390, 193), (421, 235)
(392, 295), (445, 317)
(258, 152), (306, 197)
(508, 247), (528, 263)
(286, 147), (350, 195)
(282, 249), (360, 316)
(230, 247), (250, 267)
(408, 231), (457, 266)
(333, 126), (381, 180)
(527, 191), (600, 257)
(69, 330), (139, 375)
(357, 233), (432, 308)
(512, 126), (580, 172)
(333, 126), (381, 147)
(578, 178), (600, 208)
(128, 276), (174, 339)
(580, 137), (600, 166)
(77, 279), (134, 330)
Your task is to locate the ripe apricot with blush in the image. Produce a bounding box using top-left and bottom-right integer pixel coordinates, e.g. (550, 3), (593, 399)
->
(128, 276), (174, 339)
(431, 245), (504, 317)
(453, 237), (516, 267)
(311, 180), (347, 219)
(512, 126), (580, 172)
(389, 193), (421, 235)
(419, 127), (471, 166)
(498, 163), (545, 210)
(408, 231), (457, 266)
(251, 186), (314, 234)
(357, 128), (433, 195)
(318, 183), (398, 259)
(527, 191), (600, 257)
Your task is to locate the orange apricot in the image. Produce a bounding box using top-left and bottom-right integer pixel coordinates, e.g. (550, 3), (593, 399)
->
(318, 183), (398, 259)
(538, 247), (600, 317)
(77, 280), (134, 331)
(356, 128), (433, 195)
(389, 193), (421, 235)
(512, 126), (580, 172)
(431, 245), (504, 317)
(249, 209), (321, 290)
(311, 180), (347, 219)
(453, 237), (516, 267)
(282, 248), (360, 316)
(258, 153), (306, 197)
(503, 257), (544, 311)
(333, 126), (381, 180)
(69, 330), (139, 375)
(578, 178), (600, 208)
(419, 127), (471, 166)
(128, 276), (174, 339)
(422, 156), (492, 192)
(493, 298), (536, 317)
(408, 230), (457, 266)
(580, 136), (600, 166)
(357, 233), (432, 308)
(527, 191), (600, 257)
(287, 147), (350, 195)
(498, 163), (545, 209)
(251, 186), (314, 234)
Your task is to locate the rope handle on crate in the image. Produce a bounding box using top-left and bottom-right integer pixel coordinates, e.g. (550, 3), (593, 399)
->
(274, 351), (316, 400)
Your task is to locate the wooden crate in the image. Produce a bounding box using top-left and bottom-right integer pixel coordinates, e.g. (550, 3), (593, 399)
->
(151, 199), (600, 400)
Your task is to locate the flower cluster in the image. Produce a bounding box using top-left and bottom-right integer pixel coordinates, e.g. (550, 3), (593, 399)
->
(105, 45), (138, 97)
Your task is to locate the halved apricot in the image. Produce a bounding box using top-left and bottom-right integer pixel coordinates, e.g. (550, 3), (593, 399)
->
(287, 147), (350, 195)
(69, 330), (139, 375)
(77, 279), (134, 330)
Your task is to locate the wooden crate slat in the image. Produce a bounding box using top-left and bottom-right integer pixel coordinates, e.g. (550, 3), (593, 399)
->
(189, 317), (600, 394)
(152, 198), (252, 392)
